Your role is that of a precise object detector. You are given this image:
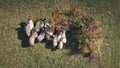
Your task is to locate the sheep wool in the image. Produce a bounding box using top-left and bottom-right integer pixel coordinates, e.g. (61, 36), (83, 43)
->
(29, 32), (38, 46)
(25, 19), (34, 37)
(58, 41), (63, 49)
(28, 19), (34, 30)
(37, 32), (45, 42)
(35, 21), (41, 32)
(53, 35), (57, 48)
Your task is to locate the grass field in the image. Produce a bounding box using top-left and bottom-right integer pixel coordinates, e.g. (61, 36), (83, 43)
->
(0, 0), (120, 68)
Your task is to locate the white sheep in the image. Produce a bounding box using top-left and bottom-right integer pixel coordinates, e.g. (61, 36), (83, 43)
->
(61, 30), (67, 43)
(29, 32), (38, 46)
(53, 35), (58, 48)
(44, 22), (53, 36)
(34, 21), (41, 32)
(37, 32), (45, 42)
(57, 31), (62, 42)
(40, 21), (44, 28)
(46, 31), (53, 36)
(44, 19), (50, 27)
(58, 40), (63, 49)
(61, 37), (67, 44)
(25, 19), (34, 36)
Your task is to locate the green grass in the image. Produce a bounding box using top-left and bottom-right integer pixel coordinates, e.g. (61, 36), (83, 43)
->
(0, 0), (120, 68)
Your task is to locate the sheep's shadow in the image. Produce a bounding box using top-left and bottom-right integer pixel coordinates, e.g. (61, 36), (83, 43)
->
(16, 22), (30, 48)
(44, 40), (57, 51)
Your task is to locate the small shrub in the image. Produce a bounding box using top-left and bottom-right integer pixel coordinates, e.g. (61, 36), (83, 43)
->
(63, 6), (103, 61)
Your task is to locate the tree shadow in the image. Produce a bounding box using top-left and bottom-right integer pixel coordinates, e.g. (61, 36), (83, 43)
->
(65, 31), (91, 58)
(69, 44), (79, 56)
(16, 22), (30, 48)
(64, 38), (79, 56)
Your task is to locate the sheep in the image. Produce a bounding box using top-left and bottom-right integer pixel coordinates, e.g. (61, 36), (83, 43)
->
(58, 39), (63, 49)
(57, 30), (66, 49)
(34, 21), (41, 32)
(53, 35), (58, 48)
(25, 19), (34, 37)
(29, 31), (38, 46)
(43, 24), (53, 36)
(44, 21), (53, 36)
(57, 31), (62, 42)
(45, 34), (51, 40)
(37, 32), (45, 42)
(28, 19), (34, 30)
(40, 21), (44, 28)
(61, 30), (67, 43)
(43, 19), (50, 27)
(61, 37), (67, 44)
(46, 30), (53, 36)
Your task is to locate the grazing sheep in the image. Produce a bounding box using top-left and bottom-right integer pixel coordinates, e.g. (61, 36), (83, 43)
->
(28, 19), (34, 30)
(40, 21), (44, 28)
(61, 30), (66, 38)
(57, 31), (62, 42)
(44, 22), (53, 36)
(37, 32), (45, 42)
(53, 35), (58, 48)
(46, 30), (53, 36)
(45, 34), (51, 40)
(29, 31), (38, 46)
(44, 19), (50, 27)
(25, 19), (34, 36)
(58, 40), (63, 49)
(61, 30), (67, 43)
(41, 19), (50, 32)
(61, 37), (67, 44)
(57, 30), (66, 49)
(34, 21), (41, 32)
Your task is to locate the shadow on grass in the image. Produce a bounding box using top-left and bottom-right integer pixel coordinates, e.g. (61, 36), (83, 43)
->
(65, 35), (80, 56)
(65, 31), (91, 57)
(35, 38), (57, 51)
(44, 39), (57, 51)
(16, 22), (30, 48)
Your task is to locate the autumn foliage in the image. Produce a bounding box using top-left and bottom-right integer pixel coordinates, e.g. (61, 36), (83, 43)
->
(51, 7), (60, 21)
(63, 6), (103, 62)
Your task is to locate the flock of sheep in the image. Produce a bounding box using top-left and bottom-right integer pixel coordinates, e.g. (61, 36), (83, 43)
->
(25, 19), (69, 49)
